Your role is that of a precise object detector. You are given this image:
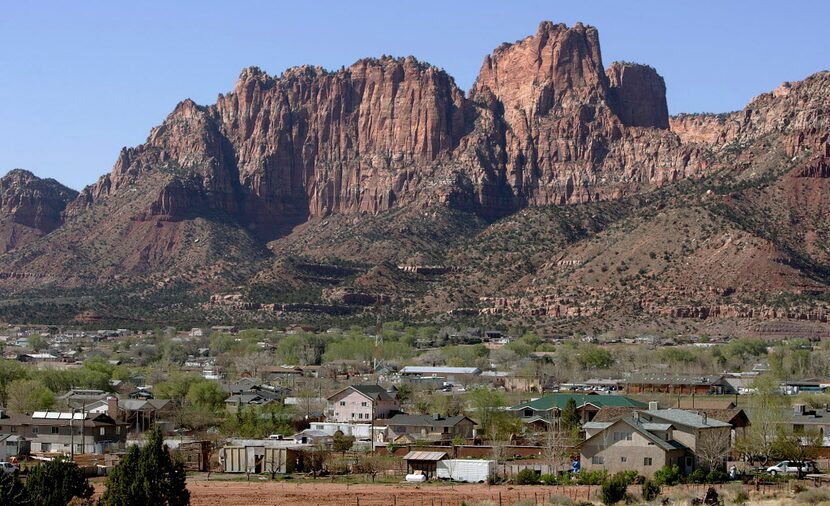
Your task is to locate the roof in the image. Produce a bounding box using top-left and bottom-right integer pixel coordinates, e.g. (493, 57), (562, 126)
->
(642, 409), (732, 429)
(511, 393), (647, 412)
(330, 384), (396, 402)
(225, 394), (271, 405)
(402, 451), (447, 461)
(582, 417), (687, 453)
(386, 414), (475, 428)
(592, 407), (643, 422)
(119, 398), (170, 411)
(674, 398), (737, 410)
(626, 374), (726, 386)
(399, 366), (481, 375)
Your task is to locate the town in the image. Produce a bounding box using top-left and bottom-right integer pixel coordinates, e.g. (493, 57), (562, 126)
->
(1, 322), (829, 505)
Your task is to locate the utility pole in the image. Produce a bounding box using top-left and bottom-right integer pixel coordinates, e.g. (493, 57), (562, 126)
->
(70, 408), (75, 461)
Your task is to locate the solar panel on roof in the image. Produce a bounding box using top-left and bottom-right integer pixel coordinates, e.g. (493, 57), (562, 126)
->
(32, 411), (47, 418)
(46, 412), (60, 419)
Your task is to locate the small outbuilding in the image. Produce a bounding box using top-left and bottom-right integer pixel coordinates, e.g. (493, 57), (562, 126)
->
(402, 450), (447, 480)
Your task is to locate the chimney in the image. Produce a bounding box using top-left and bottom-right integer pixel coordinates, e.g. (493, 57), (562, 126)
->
(702, 412), (708, 425)
(107, 396), (119, 419)
(794, 404), (806, 416)
(433, 413), (441, 421)
(648, 401), (659, 411)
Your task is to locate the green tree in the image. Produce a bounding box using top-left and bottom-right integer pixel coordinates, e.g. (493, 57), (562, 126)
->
(560, 398), (581, 434)
(0, 360), (28, 407)
(466, 387), (507, 435)
(332, 433), (355, 454)
(25, 458), (93, 506)
(0, 470), (28, 506)
(6, 379), (54, 413)
(102, 426), (189, 506)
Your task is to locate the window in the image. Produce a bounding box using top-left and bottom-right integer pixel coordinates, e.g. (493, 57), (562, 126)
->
(592, 456), (604, 465)
(339, 401), (346, 406)
(620, 456), (627, 463)
(31, 427), (39, 435)
(10, 426), (16, 433)
(51, 427), (60, 434)
(361, 401), (368, 407)
(612, 431), (632, 442)
(100, 427), (106, 436)
(644, 457), (653, 466)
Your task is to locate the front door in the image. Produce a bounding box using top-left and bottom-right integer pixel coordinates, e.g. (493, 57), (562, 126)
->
(684, 456), (694, 475)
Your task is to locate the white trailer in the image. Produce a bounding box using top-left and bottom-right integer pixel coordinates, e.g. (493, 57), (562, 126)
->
(436, 459), (496, 483)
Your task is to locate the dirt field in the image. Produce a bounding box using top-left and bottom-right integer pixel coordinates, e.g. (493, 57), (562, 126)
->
(92, 477), (800, 506)
(183, 481), (595, 506)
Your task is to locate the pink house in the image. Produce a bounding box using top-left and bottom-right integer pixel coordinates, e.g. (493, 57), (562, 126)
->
(326, 385), (400, 423)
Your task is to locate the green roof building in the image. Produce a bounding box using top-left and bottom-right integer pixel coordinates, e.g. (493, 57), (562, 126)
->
(510, 393), (647, 429)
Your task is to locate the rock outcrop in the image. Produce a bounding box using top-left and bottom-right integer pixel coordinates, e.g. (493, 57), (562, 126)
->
(606, 62), (669, 129)
(0, 169), (77, 252)
(69, 21), (708, 237)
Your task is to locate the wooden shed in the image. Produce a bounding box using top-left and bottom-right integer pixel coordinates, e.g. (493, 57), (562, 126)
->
(402, 451), (447, 480)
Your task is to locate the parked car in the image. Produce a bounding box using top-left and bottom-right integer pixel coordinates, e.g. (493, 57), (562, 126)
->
(0, 461), (19, 474)
(765, 461), (816, 475)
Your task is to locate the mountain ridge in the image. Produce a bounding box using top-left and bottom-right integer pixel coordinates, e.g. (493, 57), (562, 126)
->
(1, 21), (829, 334)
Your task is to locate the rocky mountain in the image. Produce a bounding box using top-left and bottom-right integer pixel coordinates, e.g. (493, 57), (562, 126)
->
(0, 169), (77, 253)
(0, 21), (828, 334)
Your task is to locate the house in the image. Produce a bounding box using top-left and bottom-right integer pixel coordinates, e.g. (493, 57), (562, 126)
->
(510, 393), (647, 430)
(0, 410), (127, 454)
(580, 416), (689, 476)
(224, 393), (275, 413)
(399, 366), (481, 386)
(624, 374), (735, 395)
(326, 385), (400, 423)
(87, 396), (172, 433)
(0, 434), (30, 460)
(385, 414), (476, 443)
(59, 389), (110, 409)
(637, 409), (733, 473)
(292, 429), (333, 446)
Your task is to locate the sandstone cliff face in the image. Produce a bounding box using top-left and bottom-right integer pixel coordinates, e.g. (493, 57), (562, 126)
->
(466, 22), (702, 210)
(0, 169), (77, 252)
(606, 62), (669, 129)
(68, 21), (714, 235)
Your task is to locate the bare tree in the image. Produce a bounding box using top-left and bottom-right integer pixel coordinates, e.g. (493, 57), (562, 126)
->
(696, 427), (732, 471)
(541, 429), (573, 475)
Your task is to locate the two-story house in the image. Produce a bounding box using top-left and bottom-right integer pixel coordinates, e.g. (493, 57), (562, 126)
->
(326, 384), (400, 423)
(0, 409), (127, 454)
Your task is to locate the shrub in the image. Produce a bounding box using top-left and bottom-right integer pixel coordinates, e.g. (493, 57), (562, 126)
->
(653, 464), (683, 486)
(706, 469), (729, 484)
(577, 468), (608, 485)
(547, 495), (576, 506)
(600, 473), (629, 505)
(733, 489), (749, 505)
(641, 478), (661, 502)
(515, 468), (540, 485)
(25, 458), (93, 506)
(688, 468), (707, 484)
(795, 488), (830, 504)
(540, 473), (558, 485)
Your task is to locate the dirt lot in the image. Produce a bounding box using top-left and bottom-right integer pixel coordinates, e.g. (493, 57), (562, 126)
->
(91, 477), (801, 506)
(184, 481), (595, 506)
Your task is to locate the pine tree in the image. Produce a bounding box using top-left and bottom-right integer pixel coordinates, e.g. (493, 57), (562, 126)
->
(102, 426), (189, 506)
(0, 470), (29, 506)
(25, 458), (93, 506)
(560, 397), (581, 434)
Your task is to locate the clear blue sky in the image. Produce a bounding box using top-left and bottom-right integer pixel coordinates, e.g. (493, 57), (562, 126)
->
(1, 1), (827, 190)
